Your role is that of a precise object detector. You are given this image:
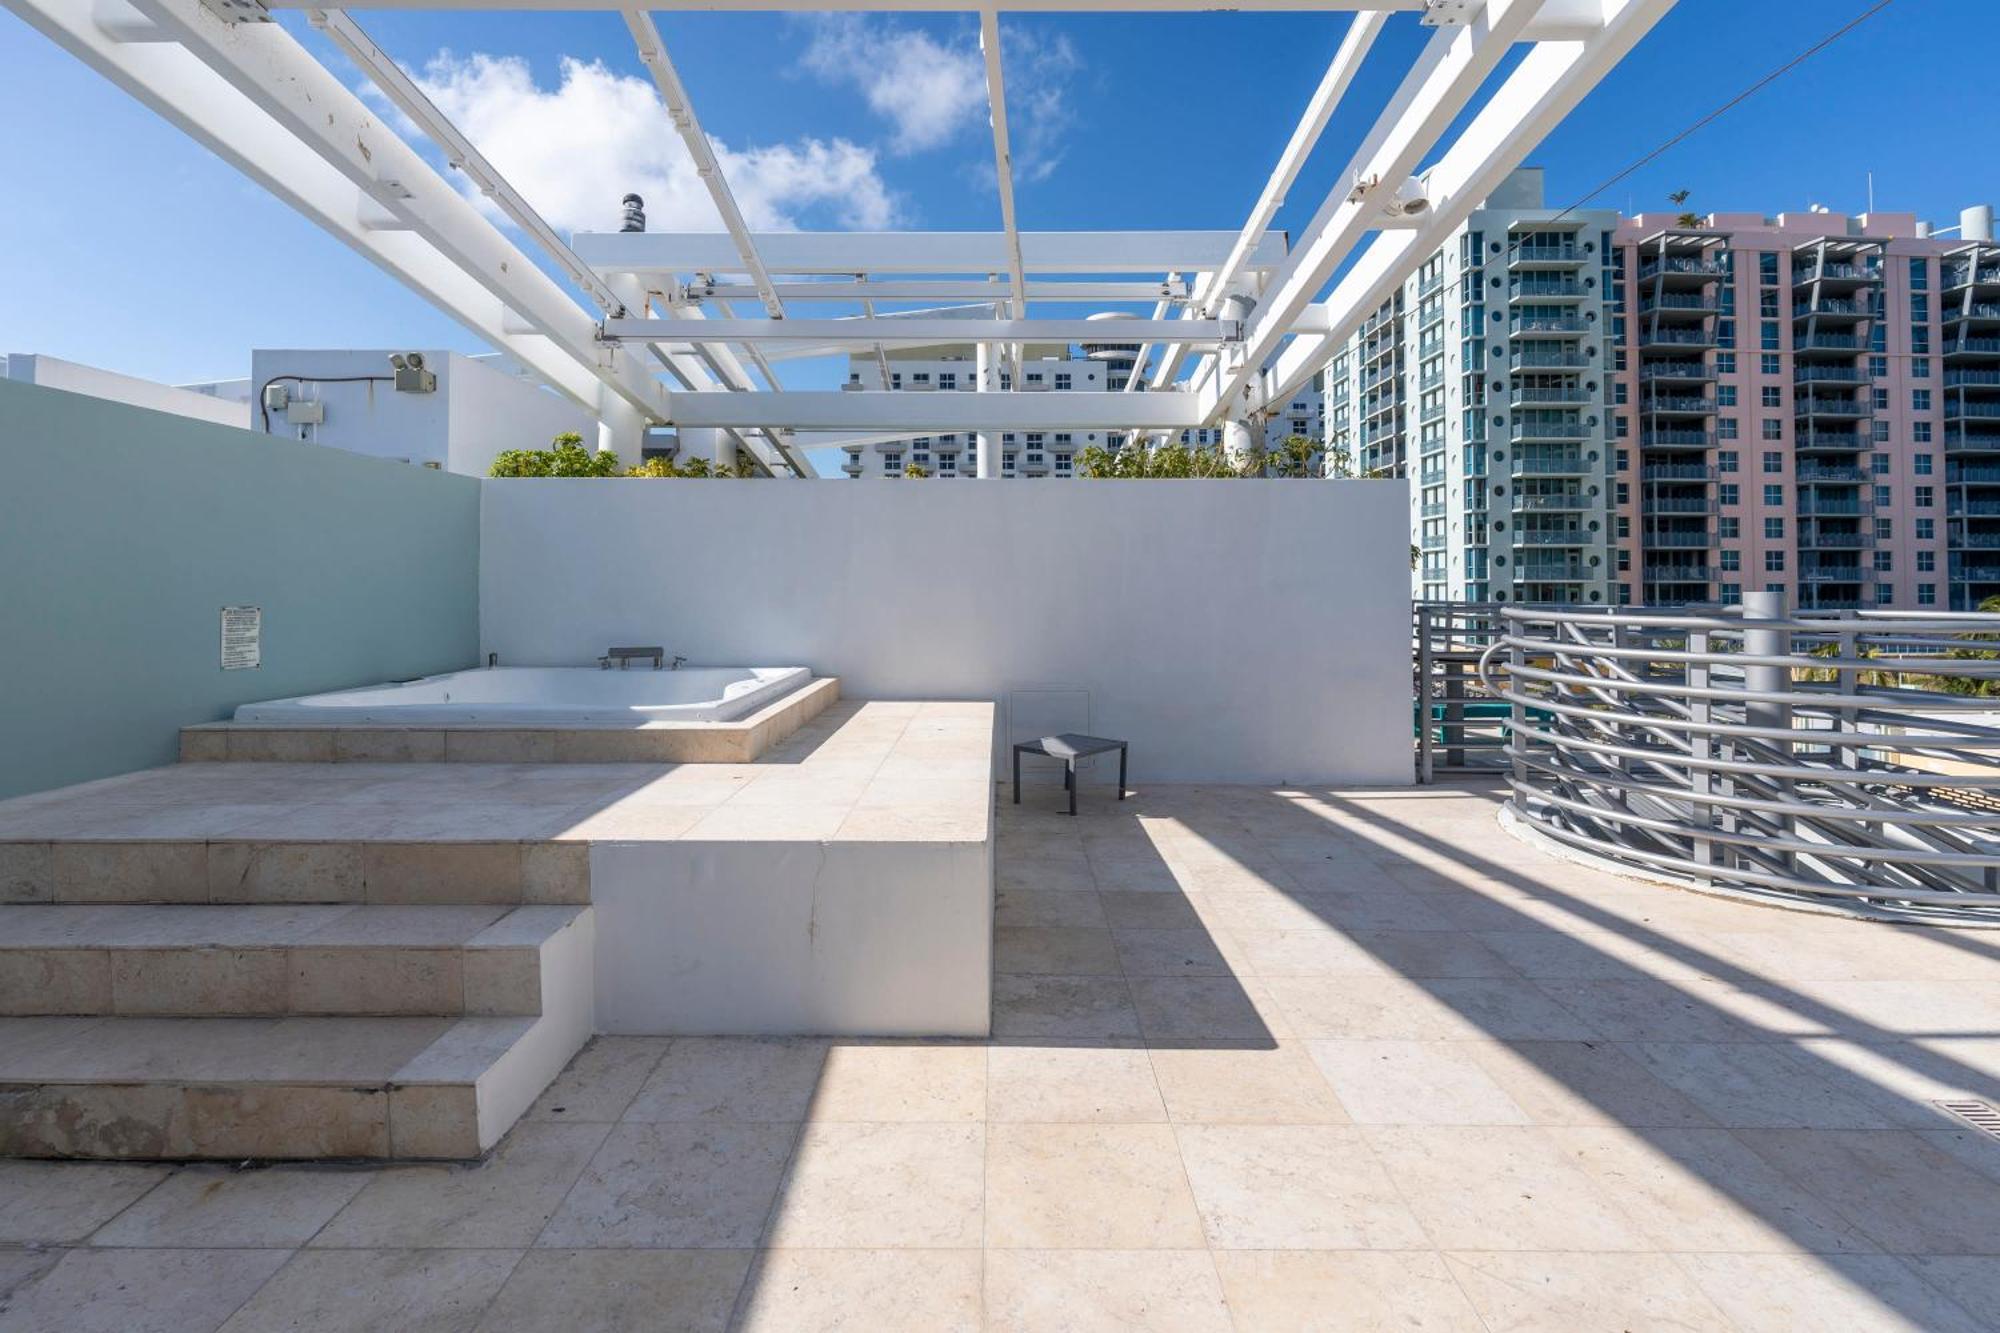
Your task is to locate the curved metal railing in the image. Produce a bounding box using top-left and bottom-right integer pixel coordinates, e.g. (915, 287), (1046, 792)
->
(1479, 601), (2000, 922)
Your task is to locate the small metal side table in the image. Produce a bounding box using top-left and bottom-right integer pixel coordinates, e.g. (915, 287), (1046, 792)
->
(1012, 733), (1128, 816)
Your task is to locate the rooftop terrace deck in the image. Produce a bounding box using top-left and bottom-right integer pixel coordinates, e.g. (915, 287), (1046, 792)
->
(4, 779), (1998, 1329)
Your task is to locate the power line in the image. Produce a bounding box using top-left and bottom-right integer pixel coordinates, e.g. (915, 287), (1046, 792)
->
(1553, 0), (1897, 222)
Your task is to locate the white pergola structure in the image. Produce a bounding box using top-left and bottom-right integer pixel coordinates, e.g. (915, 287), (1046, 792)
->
(9, 0), (1673, 477)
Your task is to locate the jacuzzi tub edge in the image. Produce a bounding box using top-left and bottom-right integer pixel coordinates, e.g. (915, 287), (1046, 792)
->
(183, 675), (841, 765)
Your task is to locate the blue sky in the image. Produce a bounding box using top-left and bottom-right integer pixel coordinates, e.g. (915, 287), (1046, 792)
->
(0, 0), (1987, 401)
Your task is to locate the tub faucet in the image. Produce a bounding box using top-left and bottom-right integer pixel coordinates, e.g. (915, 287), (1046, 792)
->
(670, 654), (688, 670)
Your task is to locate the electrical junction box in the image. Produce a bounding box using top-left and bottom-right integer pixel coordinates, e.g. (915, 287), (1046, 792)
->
(286, 399), (325, 425)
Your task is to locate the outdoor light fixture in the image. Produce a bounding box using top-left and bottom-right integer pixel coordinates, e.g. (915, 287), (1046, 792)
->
(389, 351), (436, 394)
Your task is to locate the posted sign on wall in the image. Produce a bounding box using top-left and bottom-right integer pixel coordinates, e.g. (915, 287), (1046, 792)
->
(220, 606), (261, 670)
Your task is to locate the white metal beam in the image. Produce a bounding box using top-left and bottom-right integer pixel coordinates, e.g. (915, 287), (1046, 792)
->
(669, 390), (1203, 431)
(600, 317), (1238, 346)
(620, 7), (784, 320)
(117, 0), (666, 420)
(1204, 0), (1546, 421)
(309, 7), (626, 316)
(5, 0), (651, 414)
(1201, 9), (1386, 318)
(570, 231), (1290, 276)
(268, 0), (1619, 37)
(978, 9), (1028, 332)
(683, 280), (1190, 303)
(1264, 0), (1675, 406)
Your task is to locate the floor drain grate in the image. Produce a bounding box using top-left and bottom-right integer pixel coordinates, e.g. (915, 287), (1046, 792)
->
(1936, 1099), (2000, 1139)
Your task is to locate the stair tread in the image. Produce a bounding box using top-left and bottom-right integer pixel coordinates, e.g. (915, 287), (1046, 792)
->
(0, 904), (581, 951)
(0, 1013), (543, 1088)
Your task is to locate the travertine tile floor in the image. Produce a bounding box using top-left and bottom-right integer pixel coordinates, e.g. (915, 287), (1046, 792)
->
(5, 779), (2000, 1331)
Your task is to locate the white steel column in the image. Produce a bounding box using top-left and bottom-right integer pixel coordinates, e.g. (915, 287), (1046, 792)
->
(975, 341), (996, 479)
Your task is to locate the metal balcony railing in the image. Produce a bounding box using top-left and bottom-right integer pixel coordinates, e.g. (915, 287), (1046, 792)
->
(1639, 257), (1728, 279)
(1480, 601), (2000, 921)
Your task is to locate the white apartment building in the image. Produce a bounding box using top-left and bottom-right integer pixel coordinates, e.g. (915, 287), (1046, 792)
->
(1323, 168), (1620, 604)
(839, 338), (1319, 480)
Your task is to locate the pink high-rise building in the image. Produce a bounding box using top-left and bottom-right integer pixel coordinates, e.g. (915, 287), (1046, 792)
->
(1614, 206), (2000, 611)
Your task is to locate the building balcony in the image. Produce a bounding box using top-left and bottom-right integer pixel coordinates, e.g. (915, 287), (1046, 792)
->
(1639, 294), (1721, 316)
(1944, 302), (2000, 324)
(1639, 429), (1717, 448)
(1943, 336), (2000, 358)
(1953, 532), (2000, 548)
(1638, 256), (1729, 280)
(1951, 562), (2000, 581)
(1512, 492), (1589, 512)
(1797, 565), (1872, 584)
(1640, 395), (1718, 416)
(1638, 362), (1714, 384)
(1507, 244), (1582, 268)
(1944, 369), (2000, 389)
(1509, 316), (1592, 338)
(1510, 452), (1591, 475)
(1794, 397), (1871, 419)
(1642, 564), (1714, 583)
(1949, 499), (2000, 516)
(1642, 530), (1714, 549)
(1510, 351), (1589, 371)
(1508, 419), (1589, 443)
(1798, 497), (1873, 517)
(1944, 400), (2000, 420)
(1794, 334), (1864, 354)
(1800, 466), (1872, 488)
(1511, 558), (1588, 579)
(1509, 279), (1586, 302)
(1642, 464), (1717, 481)
(1798, 529), (1876, 550)
(1944, 430), (2000, 452)
(1643, 496), (1718, 516)
(1792, 260), (1880, 286)
(1511, 529), (1590, 546)
(1942, 261), (2000, 291)
(1794, 365), (1869, 388)
(1792, 299), (1876, 321)
(1637, 328), (1719, 350)
(1796, 430), (1867, 452)
(1947, 466), (2000, 484)
(1509, 387), (1593, 406)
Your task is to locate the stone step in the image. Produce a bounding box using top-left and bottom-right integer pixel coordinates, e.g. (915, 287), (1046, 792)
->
(0, 838), (588, 906)
(0, 904), (586, 1018)
(0, 911), (592, 1159)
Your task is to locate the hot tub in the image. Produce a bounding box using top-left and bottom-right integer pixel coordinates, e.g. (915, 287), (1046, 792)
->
(234, 666), (812, 726)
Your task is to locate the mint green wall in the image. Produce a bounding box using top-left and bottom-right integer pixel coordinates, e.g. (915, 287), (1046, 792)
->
(0, 380), (480, 799)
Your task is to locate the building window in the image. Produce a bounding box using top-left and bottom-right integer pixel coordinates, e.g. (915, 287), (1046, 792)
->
(1055, 373), (1072, 390)
(1719, 517), (1740, 539)
(1912, 389), (1932, 412)
(1874, 550), (1893, 573)
(1918, 583), (1936, 606)
(1718, 450), (1738, 473)
(1765, 550), (1785, 572)
(1874, 485), (1891, 507)
(1720, 550), (1740, 571)
(1718, 418), (1739, 440)
(1719, 483), (1739, 506)
(1760, 386), (1781, 408)
(1918, 550), (1935, 572)
(1718, 385), (1737, 407)
(1912, 357), (1930, 379)
(1871, 453), (1889, 475)
(1761, 419), (1782, 441)
(1721, 582), (1742, 605)
(1764, 516), (1784, 539)
(1762, 451), (1782, 474)
(1916, 518), (1934, 540)
(1763, 484), (1783, 507)
(1915, 485), (1934, 508)
(1914, 453), (1933, 475)
(938, 373), (956, 390)
(1876, 517), (1893, 540)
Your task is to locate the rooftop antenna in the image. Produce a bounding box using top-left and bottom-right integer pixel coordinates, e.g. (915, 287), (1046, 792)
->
(1866, 171), (1874, 214)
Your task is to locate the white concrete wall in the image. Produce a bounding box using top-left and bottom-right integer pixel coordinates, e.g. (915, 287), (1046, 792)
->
(481, 481), (1413, 784)
(6, 354), (249, 429)
(249, 350), (589, 476)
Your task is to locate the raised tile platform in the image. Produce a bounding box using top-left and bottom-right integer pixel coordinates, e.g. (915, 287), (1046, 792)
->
(178, 675), (840, 765)
(0, 699), (994, 1159)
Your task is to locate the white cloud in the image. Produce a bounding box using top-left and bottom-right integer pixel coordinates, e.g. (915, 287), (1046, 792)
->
(402, 52), (896, 234)
(798, 16), (1079, 183)
(800, 16), (985, 154)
